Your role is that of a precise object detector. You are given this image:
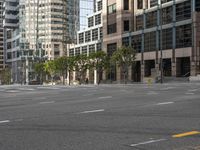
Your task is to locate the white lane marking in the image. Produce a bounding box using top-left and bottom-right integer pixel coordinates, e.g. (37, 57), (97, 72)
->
(185, 92), (194, 95)
(0, 120), (10, 124)
(18, 88), (35, 91)
(161, 87), (175, 90)
(33, 97), (47, 100)
(37, 87), (60, 90)
(156, 102), (174, 105)
(98, 96), (112, 99)
(39, 101), (55, 104)
(79, 109), (105, 114)
(130, 139), (166, 147)
(15, 119), (23, 122)
(83, 94), (94, 97)
(188, 89), (198, 92)
(147, 91), (158, 95)
(6, 90), (19, 93)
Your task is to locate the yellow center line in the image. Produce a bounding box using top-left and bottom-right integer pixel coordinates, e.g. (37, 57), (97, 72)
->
(172, 131), (200, 138)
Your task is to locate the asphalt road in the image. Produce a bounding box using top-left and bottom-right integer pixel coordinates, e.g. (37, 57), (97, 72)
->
(0, 83), (200, 150)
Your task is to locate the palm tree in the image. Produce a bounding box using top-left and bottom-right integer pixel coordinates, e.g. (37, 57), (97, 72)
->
(111, 46), (136, 84)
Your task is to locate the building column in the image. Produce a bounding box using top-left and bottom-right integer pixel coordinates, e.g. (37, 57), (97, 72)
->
(25, 59), (29, 84)
(116, 67), (121, 83)
(171, 61), (177, 77)
(94, 69), (97, 85)
(128, 66), (132, 81)
(73, 71), (76, 81)
(141, 64), (145, 82)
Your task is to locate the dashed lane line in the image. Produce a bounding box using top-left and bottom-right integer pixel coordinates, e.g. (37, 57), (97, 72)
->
(0, 120), (10, 124)
(79, 109), (105, 114)
(98, 96), (112, 99)
(39, 101), (55, 104)
(156, 102), (174, 106)
(130, 139), (167, 147)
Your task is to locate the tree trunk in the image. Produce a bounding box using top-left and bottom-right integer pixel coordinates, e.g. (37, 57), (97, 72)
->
(69, 70), (71, 86)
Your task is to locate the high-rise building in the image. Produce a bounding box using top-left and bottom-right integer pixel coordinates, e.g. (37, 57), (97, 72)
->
(3, 0), (80, 84)
(80, 0), (95, 30)
(69, 0), (102, 83)
(0, 0), (4, 71)
(102, 0), (200, 82)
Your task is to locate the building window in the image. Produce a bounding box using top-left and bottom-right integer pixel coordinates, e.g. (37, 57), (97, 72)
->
(100, 27), (103, 39)
(161, 0), (172, 4)
(107, 43), (117, 56)
(131, 34), (142, 53)
(137, 0), (143, 9)
(85, 31), (91, 42)
(162, 6), (173, 25)
(176, 24), (192, 48)
(81, 46), (87, 55)
(88, 17), (94, 27)
(136, 15), (143, 30)
(107, 23), (117, 34)
(196, 0), (200, 12)
(124, 0), (129, 10)
(150, 0), (158, 8)
(122, 37), (130, 47)
(96, 43), (102, 51)
(92, 28), (99, 41)
(98, 1), (102, 11)
(144, 31), (156, 52)
(89, 44), (95, 53)
(108, 3), (116, 14)
(162, 28), (173, 50)
(124, 20), (130, 32)
(75, 48), (80, 56)
(146, 11), (157, 28)
(95, 14), (101, 25)
(69, 49), (74, 56)
(176, 1), (191, 22)
(79, 33), (84, 44)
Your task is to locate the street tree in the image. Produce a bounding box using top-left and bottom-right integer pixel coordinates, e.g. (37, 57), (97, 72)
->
(34, 62), (45, 84)
(67, 56), (76, 85)
(54, 56), (68, 85)
(44, 60), (57, 84)
(111, 46), (136, 84)
(0, 68), (11, 85)
(89, 51), (109, 85)
(74, 54), (89, 84)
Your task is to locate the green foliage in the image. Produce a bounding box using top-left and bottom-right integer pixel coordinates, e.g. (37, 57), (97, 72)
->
(44, 60), (56, 78)
(111, 46), (136, 83)
(74, 54), (89, 84)
(89, 51), (109, 71)
(0, 68), (11, 85)
(111, 46), (136, 67)
(54, 56), (69, 85)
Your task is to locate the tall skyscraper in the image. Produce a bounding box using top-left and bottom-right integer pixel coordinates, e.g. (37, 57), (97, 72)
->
(80, 0), (94, 30)
(0, 0), (4, 71)
(3, 0), (80, 84)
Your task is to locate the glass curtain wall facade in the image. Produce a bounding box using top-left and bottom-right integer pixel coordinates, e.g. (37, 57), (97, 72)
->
(0, 0), (4, 71)
(4, 0), (79, 84)
(80, 0), (95, 30)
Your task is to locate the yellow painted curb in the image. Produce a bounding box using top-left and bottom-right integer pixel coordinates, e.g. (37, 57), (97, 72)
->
(172, 131), (200, 138)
